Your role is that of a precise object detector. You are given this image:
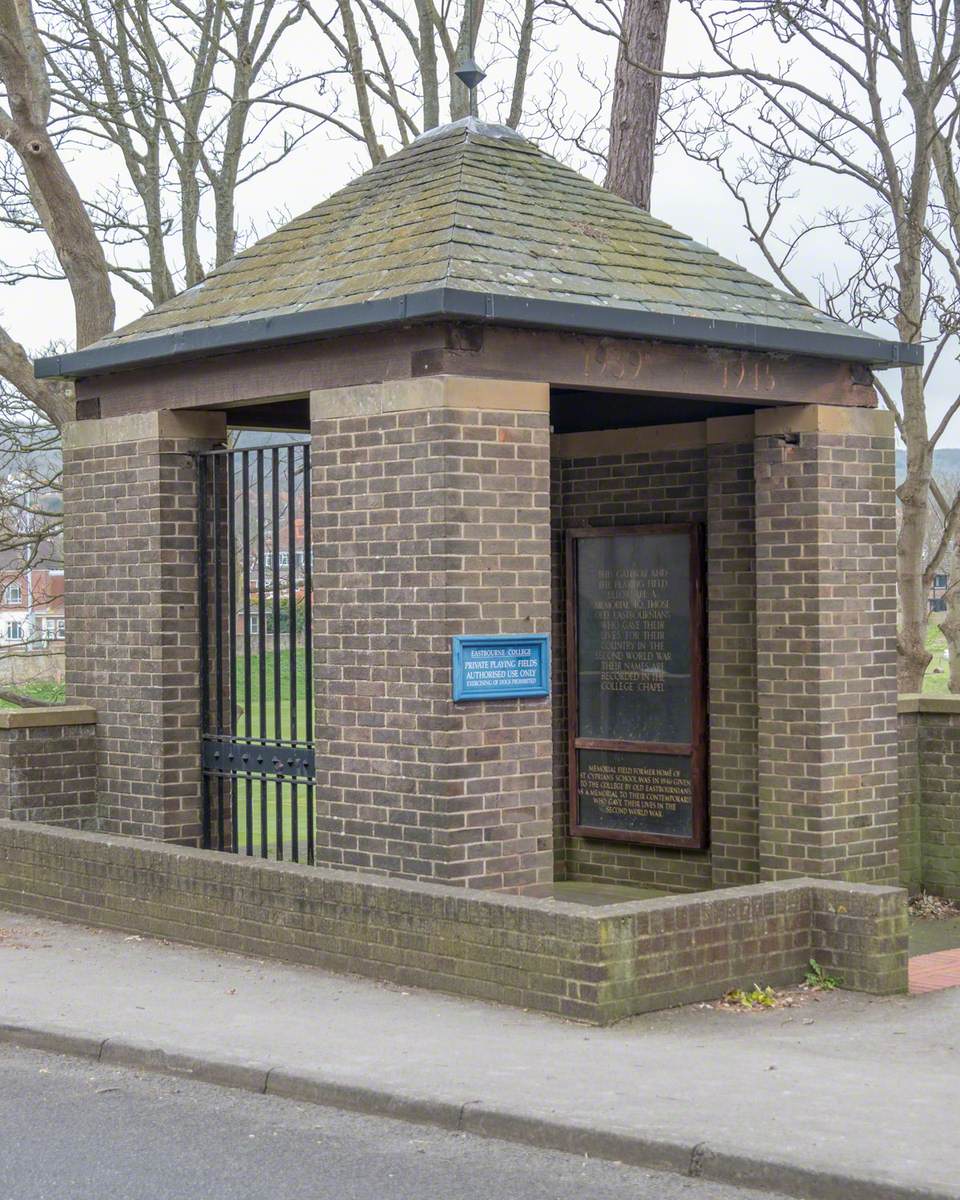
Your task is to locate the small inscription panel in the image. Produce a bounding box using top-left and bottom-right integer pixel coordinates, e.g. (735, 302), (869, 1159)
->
(577, 750), (694, 839)
(567, 525), (707, 849)
(452, 635), (550, 701)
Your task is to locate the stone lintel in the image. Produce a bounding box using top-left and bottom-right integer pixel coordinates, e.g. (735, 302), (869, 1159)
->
(311, 375), (550, 420)
(64, 409), (227, 451)
(705, 414), (755, 444)
(553, 413), (756, 459)
(755, 404), (894, 438)
(0, 706), (97, 730)
(552, 405), (893, 460)
(551, 421), (705, 459)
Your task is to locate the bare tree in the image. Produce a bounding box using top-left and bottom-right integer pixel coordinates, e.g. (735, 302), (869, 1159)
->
(606, 0), (670, 208)
(534, 0), (684, 206)
(0, 0), (109, 428)
(301, 0), (547, 162)
(34, 0), (315, 301)
(651, 2), (960, 692)
(0, 0), (313, 427)
(0, 0), (312, 696)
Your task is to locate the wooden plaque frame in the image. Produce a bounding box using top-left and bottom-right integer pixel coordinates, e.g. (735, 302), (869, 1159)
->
(566, 524), (708, 849)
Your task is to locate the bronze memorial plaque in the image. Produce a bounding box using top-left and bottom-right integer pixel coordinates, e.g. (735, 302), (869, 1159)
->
(566, 525), (707, 849)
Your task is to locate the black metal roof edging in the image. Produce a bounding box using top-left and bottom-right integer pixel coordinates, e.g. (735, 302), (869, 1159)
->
(33, 286), (922, 380)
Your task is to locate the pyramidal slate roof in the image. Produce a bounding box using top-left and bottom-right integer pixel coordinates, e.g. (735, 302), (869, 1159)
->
(36, 118), (917, 379)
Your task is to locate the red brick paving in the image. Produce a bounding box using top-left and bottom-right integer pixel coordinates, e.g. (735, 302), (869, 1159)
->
(909, 949), (960, 994)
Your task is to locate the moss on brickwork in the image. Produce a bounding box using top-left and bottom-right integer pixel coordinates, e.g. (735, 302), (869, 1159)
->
(899, 703), (960, 900)
(0, 820), (907, 1023)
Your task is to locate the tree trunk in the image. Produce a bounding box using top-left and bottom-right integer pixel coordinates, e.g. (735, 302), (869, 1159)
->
(414, 0), (439, 131)
(450, 0), (484, 121)
(0, 688), (48, 708)
(899, 489), (933, 692)
(0, 0), (115, 356)
(605, 0), (670, 210)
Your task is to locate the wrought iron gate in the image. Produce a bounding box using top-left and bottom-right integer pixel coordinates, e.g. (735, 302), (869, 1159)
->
(196, 441), (314, 862)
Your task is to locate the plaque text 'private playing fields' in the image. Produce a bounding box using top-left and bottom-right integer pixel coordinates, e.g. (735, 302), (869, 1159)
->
(452, 635), (550, 701)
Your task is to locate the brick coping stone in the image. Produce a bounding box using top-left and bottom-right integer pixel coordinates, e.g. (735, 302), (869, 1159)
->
(0, 819), (908, 1024)
(897, 694), (960, 714)
(0, 706), (96, 730)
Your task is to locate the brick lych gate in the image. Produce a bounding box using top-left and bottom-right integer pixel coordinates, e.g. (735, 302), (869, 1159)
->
(39, 117), (917, 897)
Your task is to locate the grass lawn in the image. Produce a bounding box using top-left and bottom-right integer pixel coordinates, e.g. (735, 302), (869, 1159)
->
(229, 647), (314, 861)
(923, 618), (952, 695)
(0, 650), (314, 862)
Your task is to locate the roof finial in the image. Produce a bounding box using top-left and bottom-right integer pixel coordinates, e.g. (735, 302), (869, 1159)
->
(454, 57), (486, 92)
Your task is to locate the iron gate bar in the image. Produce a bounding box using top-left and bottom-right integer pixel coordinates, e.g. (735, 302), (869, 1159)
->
(287, 444), (299, 860)
(256, 451), (266, 853)
(272, 448), (282, 857)
(202, 735), (315, 779)
(241, 451), (253, 854)
(303, 444), (315, 865)
(196, 440), (314, 864)
(197, 453), (210, 850)
(213, 454), (225, 852)
(226, 457), (238, 853)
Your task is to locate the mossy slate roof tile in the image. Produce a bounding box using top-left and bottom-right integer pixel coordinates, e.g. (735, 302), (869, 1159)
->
(91, 118), (873, 353)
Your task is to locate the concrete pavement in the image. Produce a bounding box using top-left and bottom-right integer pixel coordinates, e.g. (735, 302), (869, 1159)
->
(0, 910), (955, 1200)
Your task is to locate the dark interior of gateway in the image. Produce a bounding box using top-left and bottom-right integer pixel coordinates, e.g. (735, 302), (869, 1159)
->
(548, 388), (765, 433)
(216, 386), (772, 435)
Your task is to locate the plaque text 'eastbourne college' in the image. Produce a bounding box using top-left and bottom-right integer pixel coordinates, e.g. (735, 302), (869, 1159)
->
(452, 635), (550, 701)
(566, 525), (707, 849)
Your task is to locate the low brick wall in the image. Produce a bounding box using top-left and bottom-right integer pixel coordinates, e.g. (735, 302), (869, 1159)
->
(899, 696), (960, 899)
(0, 820), (906, 1022)
(0, 708), (97, 829)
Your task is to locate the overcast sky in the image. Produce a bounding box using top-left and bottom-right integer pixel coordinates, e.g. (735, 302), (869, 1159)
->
(2, 5), (952, 445)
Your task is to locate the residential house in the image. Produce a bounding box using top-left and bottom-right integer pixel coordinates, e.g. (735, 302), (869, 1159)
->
(930, 572), (950, 613)
(0, 539), (65, 681)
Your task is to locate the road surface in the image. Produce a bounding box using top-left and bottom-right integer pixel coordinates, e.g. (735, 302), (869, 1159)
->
(0, 1044), (781, 1200)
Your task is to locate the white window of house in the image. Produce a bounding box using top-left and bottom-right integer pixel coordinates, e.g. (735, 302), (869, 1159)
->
(6, 621), (23, 641)
(278, 551), (289, 568)
(263, 553), (272, 570)
(4, 583), (22, 605)
(43, 618), (64, 640)
(249, 614), (259, 634)
(296, 551), (305, 571)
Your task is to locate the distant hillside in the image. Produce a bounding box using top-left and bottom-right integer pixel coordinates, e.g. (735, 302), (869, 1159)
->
(896, 449), (960, 486)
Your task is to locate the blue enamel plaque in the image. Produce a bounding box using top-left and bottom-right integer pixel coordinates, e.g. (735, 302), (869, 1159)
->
(451, 635), (550, 701)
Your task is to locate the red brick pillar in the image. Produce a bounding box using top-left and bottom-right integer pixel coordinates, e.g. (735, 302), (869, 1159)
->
(310, 376), (553, 891)
(63, 410), (227, 842)
(754, 405), (898, 883)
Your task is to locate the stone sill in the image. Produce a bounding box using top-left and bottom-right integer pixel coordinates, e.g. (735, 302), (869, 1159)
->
(0, 706), (96, 730)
